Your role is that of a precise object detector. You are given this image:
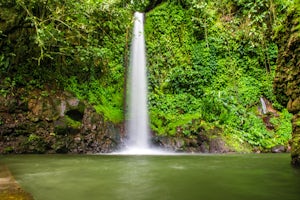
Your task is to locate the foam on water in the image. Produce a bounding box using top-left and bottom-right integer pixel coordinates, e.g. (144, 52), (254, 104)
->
(115, 147), (167, 155)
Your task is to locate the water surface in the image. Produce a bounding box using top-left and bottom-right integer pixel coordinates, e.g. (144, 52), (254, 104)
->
(1, 154), (299, 200)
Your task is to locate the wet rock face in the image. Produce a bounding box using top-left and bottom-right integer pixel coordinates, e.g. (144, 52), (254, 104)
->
(291, 114), (300, 166)
(274, 10), (300, 167)
(0, 90), (123, 154)
(274, 13), (300, 107)
(152, 128), (231, 153)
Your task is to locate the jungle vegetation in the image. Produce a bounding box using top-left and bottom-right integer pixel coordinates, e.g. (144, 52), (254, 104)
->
(0, 0), (298, 151)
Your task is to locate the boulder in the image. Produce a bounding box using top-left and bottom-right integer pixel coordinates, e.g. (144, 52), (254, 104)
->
(271, 145), (286, 153)
(151, 128), (230, 153)
(209, 137), (230, 153)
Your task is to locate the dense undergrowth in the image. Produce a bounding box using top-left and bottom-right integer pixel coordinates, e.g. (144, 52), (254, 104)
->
(0, 0), (297, 151)
(145, 0), (295, 150)
(0, 0), (133, 123)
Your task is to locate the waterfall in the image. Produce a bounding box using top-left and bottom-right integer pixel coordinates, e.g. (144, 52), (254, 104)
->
(126, 12), (150, 152)
(260, 97), (267, 115)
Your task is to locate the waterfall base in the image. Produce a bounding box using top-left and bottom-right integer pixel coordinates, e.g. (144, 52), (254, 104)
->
(116, 147), (168, 155)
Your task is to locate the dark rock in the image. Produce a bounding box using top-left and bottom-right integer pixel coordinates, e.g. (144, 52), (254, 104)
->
(151, 130), (229, 153)
(262, 115), (275, 130)
(209, 137), (230, 153)
(0, 90), (123, 154)
(199, 142), (209, 153)
(152, 136), (186, 152)
(54, 118), (67, 134)
(271, 145), (286, 153)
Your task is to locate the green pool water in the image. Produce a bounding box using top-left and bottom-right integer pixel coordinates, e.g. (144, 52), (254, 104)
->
(1, 154), (299, 200)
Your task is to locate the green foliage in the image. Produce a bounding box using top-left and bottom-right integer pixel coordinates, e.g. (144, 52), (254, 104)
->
(225, 108), (293, 149)
(28, 134), (40, 143)
(149, 93), (202, 135)
(0, 0), (131, 122)
(166, 42), (217, 97)
(145, 0), (293, 150)
(26, 133), (47, 153)
(67, 76), (124, 123)
(145, 3), (194, 93)
(242, 113), (272, 147)
(0, 77), (16, 97)
(131, 0), (150, 11)
(0, 0), (296, 151)
(270, 109), (293, 144)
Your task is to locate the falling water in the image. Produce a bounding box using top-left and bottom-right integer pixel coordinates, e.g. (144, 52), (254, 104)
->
(126, 12), (150, 152)
(260, 97), (267, 114)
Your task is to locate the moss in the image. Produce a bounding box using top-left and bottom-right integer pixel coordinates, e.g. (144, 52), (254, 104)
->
(20, 134), (47, 153)
(3, 146), (14, 154)
(291, 113), (300, 166)
(294, 118), (300, 126)
(65, 116), (82, 129)
(222, 134), (252, 153)
(291, 133), (300, 155)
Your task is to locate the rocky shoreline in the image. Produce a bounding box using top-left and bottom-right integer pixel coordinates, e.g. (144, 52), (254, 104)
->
(0, 163), (34, 200)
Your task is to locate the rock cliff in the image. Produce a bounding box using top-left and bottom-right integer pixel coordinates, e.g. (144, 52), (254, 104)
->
(274, 9), (300, 167)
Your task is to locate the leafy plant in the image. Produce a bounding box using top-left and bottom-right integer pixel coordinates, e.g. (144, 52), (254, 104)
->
(270, 109), (293, 145)
(28, 134), (41, 142)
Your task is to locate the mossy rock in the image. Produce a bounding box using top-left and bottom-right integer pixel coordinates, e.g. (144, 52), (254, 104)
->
(65, 116), (82, 129)
(51, 138), (71, 153)
(291, 114), (300, 167)
(22, 134), (47, 153)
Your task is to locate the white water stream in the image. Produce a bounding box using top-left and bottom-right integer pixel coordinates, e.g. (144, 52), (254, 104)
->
(125, 12), (151, 154)
(260, 97), (267, 114)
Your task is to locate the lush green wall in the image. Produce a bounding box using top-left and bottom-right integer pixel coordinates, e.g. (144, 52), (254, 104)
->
(145, 0), (294, 150)
(0, 0), (134, 123)
(0, 0), (297, 152)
